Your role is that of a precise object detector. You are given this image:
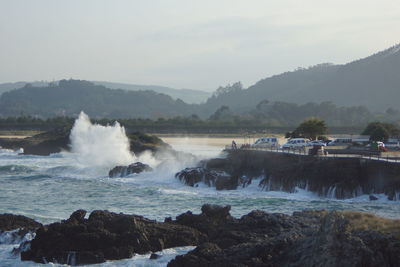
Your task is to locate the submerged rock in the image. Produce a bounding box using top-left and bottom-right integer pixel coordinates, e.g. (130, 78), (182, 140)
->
(108, 162), (153, 178)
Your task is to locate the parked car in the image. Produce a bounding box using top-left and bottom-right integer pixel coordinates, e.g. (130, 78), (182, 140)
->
(327, 138), (352, 146)
(307, 140), (326, 147)
(251, 137), (279, 149)
(282, 138), (309, 150)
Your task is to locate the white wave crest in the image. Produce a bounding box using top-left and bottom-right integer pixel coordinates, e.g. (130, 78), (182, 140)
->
(69, 112), (135, 169)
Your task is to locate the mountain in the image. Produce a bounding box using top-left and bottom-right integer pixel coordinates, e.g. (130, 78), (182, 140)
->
(205, 44), (400, 112)
(0, 81), (211, 104)
(0, 80), (195, 118)
(92, 81), (211, 104)
(0, 81), (49, 95)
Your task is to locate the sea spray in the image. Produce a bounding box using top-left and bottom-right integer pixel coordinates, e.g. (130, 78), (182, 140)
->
(69, 112), (135, 169)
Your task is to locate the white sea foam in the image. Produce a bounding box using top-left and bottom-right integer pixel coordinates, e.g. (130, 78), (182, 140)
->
(69, 112), (135, 169)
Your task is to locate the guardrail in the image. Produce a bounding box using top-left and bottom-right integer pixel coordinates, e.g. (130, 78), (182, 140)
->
(224, 145), (400, 163)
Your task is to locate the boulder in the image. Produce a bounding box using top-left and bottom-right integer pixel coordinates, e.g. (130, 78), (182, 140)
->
(109, 162), (153, 178)
(175, 167), (240, 190)
(0, 213), (42, 232)
(369, 195), (379, 201)
(0, 214), (42, 247)
(21, 209), (206, 265)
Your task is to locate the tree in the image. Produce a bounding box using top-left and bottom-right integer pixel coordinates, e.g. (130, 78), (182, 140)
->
(209, 106), (233, 121)
(294, 118), (327, 140)
(361, 122), (399, 142)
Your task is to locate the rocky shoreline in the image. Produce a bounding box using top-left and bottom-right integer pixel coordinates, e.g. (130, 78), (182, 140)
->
(1, 205), (399, 266)
(176, 150), (400, 200)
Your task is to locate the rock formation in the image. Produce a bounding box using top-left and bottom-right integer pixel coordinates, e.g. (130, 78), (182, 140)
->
(21, 209), (206, 265)
(0, 213), (42, 246)
(176, 150), (400, 200)
(18, 205), (400, 266)
(109, 162), (153, 178)
(0, 213), (42, 232)
(0, 128), (170, 156)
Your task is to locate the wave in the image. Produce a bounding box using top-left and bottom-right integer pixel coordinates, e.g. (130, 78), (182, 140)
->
(0, 165), (35, 175)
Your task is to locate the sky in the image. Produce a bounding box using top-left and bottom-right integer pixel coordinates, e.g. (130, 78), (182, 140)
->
(0, 0), (399, 91)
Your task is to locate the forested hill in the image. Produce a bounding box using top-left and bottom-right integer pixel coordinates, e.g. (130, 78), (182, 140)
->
(0, 81), (211, 104)
(0, 81), (48, 95)
(0, 80), (196, 118)
(205, 44), (400, 112)
(92, 81), (211, 104)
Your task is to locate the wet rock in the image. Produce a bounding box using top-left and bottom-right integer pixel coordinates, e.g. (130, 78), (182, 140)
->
(169, 207), (400, 267)
(369, 195), (379, 201)
(0, 213), (42, 232)
(21, 209), (206, 265)
(175, 167), (239, 190)
(201, 204), (231, 219)
(179, 150), (400, 200)
(109, 162), (153, 178)
(150, 253), (161, 259)
(17, 205), (400, 266)
(65, 209), (87, 224)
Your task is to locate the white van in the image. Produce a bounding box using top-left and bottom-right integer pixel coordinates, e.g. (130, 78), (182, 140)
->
(251, 137), (279, 149)
(327, 138), (352, 146)
(282, 138), (308, 150)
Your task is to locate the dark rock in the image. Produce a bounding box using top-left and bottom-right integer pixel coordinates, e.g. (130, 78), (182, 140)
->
(175, 167), (240, 190)
(177, 150), (400, 200)
(21, 209), (206, 265)
(150, 253), (161, 259)
(201, 204), (231, 219)
(0, 213), (42, 232)
(369, 195), (379, 201)
(17, 205), (400, 266)
(0, 128), (70, 156)
(0, 129), (172, 156)
(65, 209), (87, 224)
(169, 207), (400, 267)
(109, 162), (153, 178)
(0, 214), (41, 251)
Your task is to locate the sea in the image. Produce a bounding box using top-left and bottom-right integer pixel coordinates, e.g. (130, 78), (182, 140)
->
(1, 112), (399, 266)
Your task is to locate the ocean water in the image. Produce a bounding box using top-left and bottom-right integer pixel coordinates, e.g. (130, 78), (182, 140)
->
(1, 114), (399, 266)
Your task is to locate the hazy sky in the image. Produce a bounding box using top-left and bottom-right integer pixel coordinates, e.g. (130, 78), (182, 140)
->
(0, 0), (399, 91)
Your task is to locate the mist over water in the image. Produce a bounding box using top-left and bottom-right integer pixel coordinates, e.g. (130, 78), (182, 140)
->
(69, 112), (135, 169)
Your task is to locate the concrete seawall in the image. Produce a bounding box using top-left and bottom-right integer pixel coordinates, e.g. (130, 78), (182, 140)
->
(225, 149), (400, 200)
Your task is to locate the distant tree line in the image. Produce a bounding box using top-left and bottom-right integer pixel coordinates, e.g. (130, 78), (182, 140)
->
(1, 80), (400, 133)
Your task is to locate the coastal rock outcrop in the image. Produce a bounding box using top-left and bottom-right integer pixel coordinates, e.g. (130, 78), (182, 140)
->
(17, 205), (400, 266)
(0, 213), (42, 246)
(169, 208), (400, 267)
(0, 214), (42, 232)
(175, 167), (241, 190)
(0, 129), (171, 156)
(109, 162), (153, 178)
(0, 128), (70, 156)
(176, 150), (400, 200)
(21, 209), (206, 265)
